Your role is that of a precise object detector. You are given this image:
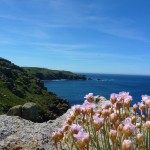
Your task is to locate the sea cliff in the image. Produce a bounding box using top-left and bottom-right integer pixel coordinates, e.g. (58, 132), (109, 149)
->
(0, 57), (71, 121)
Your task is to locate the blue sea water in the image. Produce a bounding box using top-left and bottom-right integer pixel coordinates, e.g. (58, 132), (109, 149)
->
(44, 73), (150, 106)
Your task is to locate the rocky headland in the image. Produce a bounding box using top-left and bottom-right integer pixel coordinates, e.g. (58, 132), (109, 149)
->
(0, 57), (87, 122)
(23, 67), (86, 81)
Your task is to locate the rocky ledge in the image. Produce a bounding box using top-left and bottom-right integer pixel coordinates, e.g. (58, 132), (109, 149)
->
(0, 112), (66, 150)
(0, 96), (106, 150)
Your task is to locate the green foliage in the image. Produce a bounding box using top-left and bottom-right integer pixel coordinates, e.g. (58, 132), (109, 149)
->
(0, 57), (70, 121)
(23, 67), (87, 80)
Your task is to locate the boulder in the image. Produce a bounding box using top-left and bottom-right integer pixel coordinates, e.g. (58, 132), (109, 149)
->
(7, 105), (22, 117)
(22, 102), (40, 122)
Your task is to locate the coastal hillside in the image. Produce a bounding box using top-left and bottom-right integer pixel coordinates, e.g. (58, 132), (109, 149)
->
(23, 67), (86, 80)
(0, 57), (70, 121)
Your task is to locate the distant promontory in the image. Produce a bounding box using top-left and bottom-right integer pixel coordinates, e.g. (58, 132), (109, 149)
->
(23, 67), (87, 80)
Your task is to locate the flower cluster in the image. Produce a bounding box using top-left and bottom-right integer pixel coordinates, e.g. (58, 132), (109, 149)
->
(52, 92), (150, 150)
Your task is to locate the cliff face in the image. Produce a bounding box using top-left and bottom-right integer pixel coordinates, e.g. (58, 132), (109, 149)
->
(0, 57), (70, 121)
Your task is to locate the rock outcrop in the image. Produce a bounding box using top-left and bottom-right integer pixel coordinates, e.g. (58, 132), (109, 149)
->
(0, 110), (69, 150)
(7, 105), (22, 117)
(0, 96), (106, 150)
(7, 103), (40, 122)
(22, 103), (40, 122)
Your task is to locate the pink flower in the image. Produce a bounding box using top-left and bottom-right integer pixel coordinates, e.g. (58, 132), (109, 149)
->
(142, 95), (149, 102)
(65, 114), (73, 125)
(119, 91), (129, 99)
(110, 113), (118, 123)
(72, 105), (82, 114)
(110, 93), (118, 100)
(123, 118), (135, 136)
(74, 130), (89, 140)
(145, 121), (150, 129)
(115, 101), (123, 109)
(101, 109), (109, 117)
(145, 99), (150, 107)
(133, 104), (138, 112)
(110, 93), (118, 104)
(52, 128), (64, 141)
(109, 130), (117, 141)
(57, 128), (64, 133)
(122, 140), (133, 150)
(141, 95), (150, 107)
(136, 133), (144, 145)
(125, 95), (132, 101)
(123, 117), (132, 125)
(102, 101), (112, 109)
(93, 115), (104, 124)
(70, 124), (83, 134)
(124, 96), (132, 107)
(138, 102), (145, 111)
(93, 115), (104, 130)
(62, 123), (69, 131)
(82, 101), (96, 113)
(74, 130), (89, 147)
(84, 93), (94, 102)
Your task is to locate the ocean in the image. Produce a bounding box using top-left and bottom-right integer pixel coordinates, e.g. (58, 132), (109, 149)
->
(44, 73), (150, 106)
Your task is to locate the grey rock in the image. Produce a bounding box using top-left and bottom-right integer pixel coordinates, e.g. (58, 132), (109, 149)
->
(7, 105), (22, 117)
(0, 109), (70, 150)
(22, 102), (40, 122)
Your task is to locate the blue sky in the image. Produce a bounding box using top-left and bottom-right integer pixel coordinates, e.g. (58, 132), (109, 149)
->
(0, 0), (150, 75)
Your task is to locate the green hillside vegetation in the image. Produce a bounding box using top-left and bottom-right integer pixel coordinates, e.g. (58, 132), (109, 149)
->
(23, 67), (87, 80)
(0, 57), (70, 121)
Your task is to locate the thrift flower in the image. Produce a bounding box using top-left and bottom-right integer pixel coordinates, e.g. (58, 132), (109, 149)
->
(72, 105), (82, 115)
(138, 102), (145, 111)
(101, 109), (109, 118)
(136, 133), (144, 145)
(74, 131), (89, 148)
(110, 93), (118, 104)
(145, 121), (150, 129)
(133, 104), (138, 112)
(122, 140), (133, 150)
(109, 113), (118, 123)
(115, 101), (122, 110)
(52, 128), (64, 142)
(109, 130), (117, 142)
(141, 95), (149, 102)
(83, 101), (96, 113)
(93, 115), (104, 131)
(70, 124), (83, 134)
(119, 92), (129, 99)
(123, 118), (135, 136)
(124, 96), (132, 107)
(84, 93), (94, 102)
(143, 96), (150, 107)
(102, 101), (112, 109)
